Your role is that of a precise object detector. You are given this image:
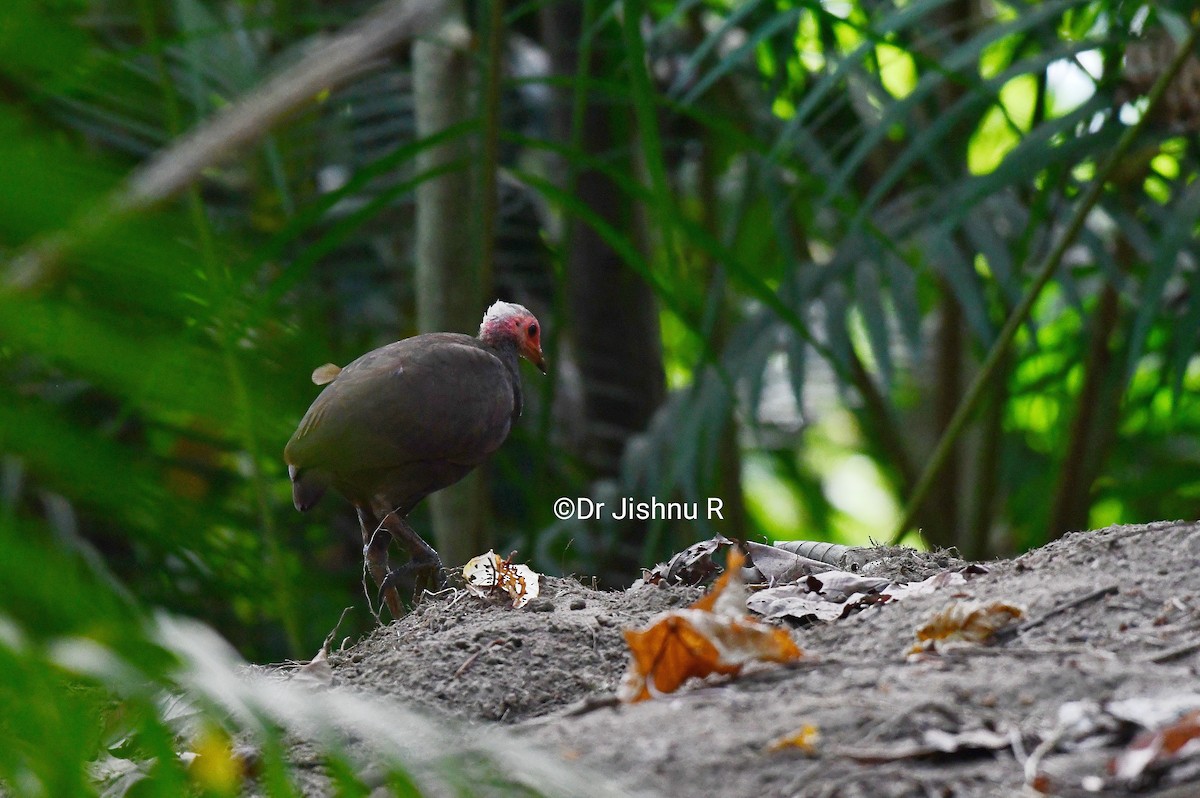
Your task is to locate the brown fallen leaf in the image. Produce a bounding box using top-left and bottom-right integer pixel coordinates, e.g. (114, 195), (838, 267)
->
(1028, 694), (1200, 791)
(909, 601), (1025, 655)
(881, 570), (970, 601)
(747, 569), (893, 625)
(293, 646), (334, 687)
(747, 588), (856, 624)
(743, 540), (830, 584)
(802, 571), (892, 600)
(637, 535), (732, 587)
(748, 564), (991, 627)
(619, 550), (802, 702)
(1111, 709), (1200, 783)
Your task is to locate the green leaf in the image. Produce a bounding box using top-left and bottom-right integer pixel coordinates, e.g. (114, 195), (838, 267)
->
(1124, 177), (1200, 386)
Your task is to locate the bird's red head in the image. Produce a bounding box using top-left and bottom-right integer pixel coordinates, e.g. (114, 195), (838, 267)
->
(479, 301), (546, 374)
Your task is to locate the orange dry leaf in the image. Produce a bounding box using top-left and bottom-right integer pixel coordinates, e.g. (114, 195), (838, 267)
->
(767, 724), (820, 754)
(910, 601), (1024, 654)
(619, 550), (802, 702)
(620, 613), (743, 699)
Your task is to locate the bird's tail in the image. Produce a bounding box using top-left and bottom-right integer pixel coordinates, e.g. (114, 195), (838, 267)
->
(289, 464), (329, 511)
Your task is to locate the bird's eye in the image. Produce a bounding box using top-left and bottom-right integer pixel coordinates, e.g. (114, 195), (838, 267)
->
(527, 323), (538, 337)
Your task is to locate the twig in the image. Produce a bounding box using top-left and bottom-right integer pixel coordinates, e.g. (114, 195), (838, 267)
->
(519, 695), (622, 727)
(440, 586), (471, 611)
(1008, 584), (1119, 639)
(319, 606), (354, 656)
(1021, 721), (1065, 787)
(1144, 636), (1200, 664)
(890, 22), (1200, 544)
(417, 584), (459, 604)
(942, 644), (1118, 660)
(363, 519), (390, 625)
(452, 638), (504, 679)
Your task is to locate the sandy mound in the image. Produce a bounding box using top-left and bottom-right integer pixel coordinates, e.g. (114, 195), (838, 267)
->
(271, 521), (1200, 797)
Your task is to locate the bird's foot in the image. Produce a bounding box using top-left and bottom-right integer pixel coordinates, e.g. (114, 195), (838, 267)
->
(380, 556), (447, 607)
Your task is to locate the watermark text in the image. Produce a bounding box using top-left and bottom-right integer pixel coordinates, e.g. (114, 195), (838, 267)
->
(553, 496), (724, 521)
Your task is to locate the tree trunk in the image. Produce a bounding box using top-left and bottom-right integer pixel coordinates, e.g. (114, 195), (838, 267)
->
(541, 2), (665, 479)
(413, 7), (486, 568)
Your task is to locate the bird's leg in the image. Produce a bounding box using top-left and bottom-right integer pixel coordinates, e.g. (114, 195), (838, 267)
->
(376, 509), (447, 600)
(356, 506), (403, 619)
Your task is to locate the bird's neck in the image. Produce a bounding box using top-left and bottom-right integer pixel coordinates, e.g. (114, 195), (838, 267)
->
(482, 337), (524, 419)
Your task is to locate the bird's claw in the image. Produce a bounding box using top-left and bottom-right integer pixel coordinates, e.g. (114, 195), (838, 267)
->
(380, 558), (447, 607)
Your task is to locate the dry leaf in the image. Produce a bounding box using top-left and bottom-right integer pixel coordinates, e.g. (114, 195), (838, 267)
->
(637, 535), (732, 587)
(1034, 694), (1200, 791)
(619, 613), (743, 700)
(881, 570), (969, 601)
(747, 569), (891, 625)
(748, 588), (855, 624)
(910, 601), (1025, 654)
(462, 550), (541, 608)
(619, 550), (802, 702)
(293, 647), (333, 687)
(747, 563), (992, 627)
(1111, 709), (1200, 782)
(804, 571), (892, 600)
(743, 540), (830, 583)
(767, 724), (820, 754)
(1107, 694), (1200, 728)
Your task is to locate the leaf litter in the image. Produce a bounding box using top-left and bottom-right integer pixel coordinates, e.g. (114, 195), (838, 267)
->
(256, 521), (1200, 797)
(618, 550), (801, 702)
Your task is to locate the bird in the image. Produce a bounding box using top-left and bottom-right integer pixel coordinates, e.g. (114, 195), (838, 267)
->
(284, 300), (546, 617)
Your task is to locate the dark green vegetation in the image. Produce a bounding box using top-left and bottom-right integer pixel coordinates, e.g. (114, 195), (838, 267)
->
(1, 0), (1198, 794)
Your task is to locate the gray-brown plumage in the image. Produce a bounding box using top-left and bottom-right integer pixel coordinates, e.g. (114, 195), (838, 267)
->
(285, 301), (545, 617)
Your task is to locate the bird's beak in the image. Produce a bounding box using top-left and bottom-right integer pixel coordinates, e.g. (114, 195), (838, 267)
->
(532, 349), (547, 375)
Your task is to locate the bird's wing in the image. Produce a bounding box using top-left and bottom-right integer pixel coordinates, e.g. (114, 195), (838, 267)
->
(285, 335), (517, 475)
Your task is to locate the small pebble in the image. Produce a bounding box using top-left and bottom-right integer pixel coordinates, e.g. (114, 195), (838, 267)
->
(570, 598), (587, 610)
(527, 598), (555, 613)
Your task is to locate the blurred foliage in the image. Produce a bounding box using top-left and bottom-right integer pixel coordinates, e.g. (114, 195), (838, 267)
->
(2, 0), (1200, 792)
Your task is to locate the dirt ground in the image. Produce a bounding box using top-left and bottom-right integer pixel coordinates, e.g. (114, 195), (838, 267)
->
(268, 521), (1200, 797)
